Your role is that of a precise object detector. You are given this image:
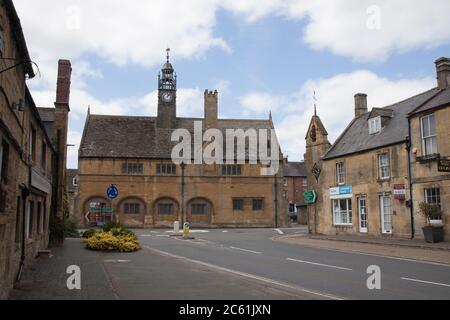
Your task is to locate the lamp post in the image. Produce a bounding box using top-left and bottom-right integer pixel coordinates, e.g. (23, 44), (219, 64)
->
(180, 162), (187, 226)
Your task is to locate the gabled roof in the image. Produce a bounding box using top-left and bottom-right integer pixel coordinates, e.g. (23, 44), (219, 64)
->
(305, 115), (328, 140)
(284, 162), (306, 177)
(79, 114), (275, 159)
(408, 87), (450, 116)
(368, 108), (394, 119)
(323, 88), (440, 160)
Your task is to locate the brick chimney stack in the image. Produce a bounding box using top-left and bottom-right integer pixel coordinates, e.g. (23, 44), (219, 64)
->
(55, 60), (72, 107)
(53, 59), (71, 218)
(204, 90), (218, 130)
(435, 57), (450, 90)
(354, 93), (368, 118)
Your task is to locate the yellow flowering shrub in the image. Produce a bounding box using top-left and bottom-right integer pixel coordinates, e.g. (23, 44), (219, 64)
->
(85, 231), (140, 252)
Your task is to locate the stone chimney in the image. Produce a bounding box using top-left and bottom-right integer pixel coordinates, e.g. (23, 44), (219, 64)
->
(354, 93), (368, 118)
(55, 60), (72, 107)
(204, 90), (218, 130)
(435, 57), (450, 90)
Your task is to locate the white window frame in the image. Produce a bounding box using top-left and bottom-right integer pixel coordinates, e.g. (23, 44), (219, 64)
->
(378, 153), (390, 180)
(421, 114), (437, 156)
(424, 188), (441, 207)
(380, 196), (392, 234)
(332, 198), (353, 226)
(369, 116), (381, 134)
(336, 162), (345, 185)
(358, 197), (368, 233)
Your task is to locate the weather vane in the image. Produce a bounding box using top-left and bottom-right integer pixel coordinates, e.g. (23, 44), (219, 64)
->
(313, 90), (317, 116)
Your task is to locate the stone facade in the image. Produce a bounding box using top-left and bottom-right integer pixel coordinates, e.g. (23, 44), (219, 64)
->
(284, 161), (308, 224)
(305, 57), (450, 241)
(77, 55), (288, 229)
(0, 0), (69, 299)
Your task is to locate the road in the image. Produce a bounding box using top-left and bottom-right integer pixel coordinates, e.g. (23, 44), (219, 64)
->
(136, 227), (450, 300)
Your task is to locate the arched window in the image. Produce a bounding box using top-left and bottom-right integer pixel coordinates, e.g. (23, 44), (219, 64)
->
(188, 198), (212, 216)
(155, 198), (178, 216)
(121, 198), (145, 215)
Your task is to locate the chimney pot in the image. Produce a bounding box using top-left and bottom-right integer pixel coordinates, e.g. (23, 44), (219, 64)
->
(435, 57), (450, 89)
(354, 93), (368, 118)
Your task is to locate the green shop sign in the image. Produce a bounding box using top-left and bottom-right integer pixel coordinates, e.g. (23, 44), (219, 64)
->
(304, 190), (317, 205)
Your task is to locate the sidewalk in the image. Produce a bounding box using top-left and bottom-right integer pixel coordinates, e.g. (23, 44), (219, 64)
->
(276, 234), (450, 265)
(9, 238), (315, 300)
(307, 234), (450, 251)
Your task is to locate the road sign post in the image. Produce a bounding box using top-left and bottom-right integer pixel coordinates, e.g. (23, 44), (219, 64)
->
(107, 185), (119, 223)
(304, 190), (317, 205)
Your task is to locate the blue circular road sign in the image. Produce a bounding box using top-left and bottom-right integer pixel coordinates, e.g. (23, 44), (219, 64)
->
(107, 185), (119, 200)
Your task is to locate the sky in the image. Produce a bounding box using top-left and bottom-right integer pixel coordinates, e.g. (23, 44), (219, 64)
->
(13, 0), (450, 169)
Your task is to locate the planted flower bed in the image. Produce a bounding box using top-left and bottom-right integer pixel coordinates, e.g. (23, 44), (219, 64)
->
(84, 222), (140, 252)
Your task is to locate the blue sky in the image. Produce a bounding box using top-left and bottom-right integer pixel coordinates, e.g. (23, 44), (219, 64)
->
(13, 0), (450, 169)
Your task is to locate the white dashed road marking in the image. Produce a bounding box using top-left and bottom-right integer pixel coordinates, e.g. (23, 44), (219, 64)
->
(287, 258), (353, 271)
(229, 247), (262, 255)
(401, 277), (450, 288)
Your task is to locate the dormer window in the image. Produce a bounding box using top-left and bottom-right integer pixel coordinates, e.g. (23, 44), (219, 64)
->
(369, 116), (381, 134)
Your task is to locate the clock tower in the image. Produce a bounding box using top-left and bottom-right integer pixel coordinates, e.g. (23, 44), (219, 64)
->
(157, 48), (177, 128)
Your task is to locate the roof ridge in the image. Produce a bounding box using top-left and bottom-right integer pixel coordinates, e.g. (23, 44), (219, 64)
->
(380, 87), (438, 110)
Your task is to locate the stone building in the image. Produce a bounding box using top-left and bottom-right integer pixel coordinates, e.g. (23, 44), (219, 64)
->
(66, 169), (79, 220)
(408, 57), (450, 239)
(305, 57), (449, 240)
(0, 0), (70, 298)
(77, 52), (288, 229)
(284, 161), (307, 224)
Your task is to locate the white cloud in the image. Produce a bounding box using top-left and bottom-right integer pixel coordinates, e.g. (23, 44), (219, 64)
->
(240, 92), (287, 114)
(255, 70), (435, 161)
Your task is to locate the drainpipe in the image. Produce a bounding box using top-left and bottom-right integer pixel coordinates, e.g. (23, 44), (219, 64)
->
(17, 183), (30, 282)
(274, 176), (279, 228)
(406, 119), (415, 239)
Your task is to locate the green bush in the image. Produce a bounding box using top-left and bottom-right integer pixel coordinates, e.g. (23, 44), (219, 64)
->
(65, 218), (80, 238)
(419, 202), (442, 223)
(49, 216), (65, 247)
(82, 229), (98, 239)
(102, 221), (124, 232)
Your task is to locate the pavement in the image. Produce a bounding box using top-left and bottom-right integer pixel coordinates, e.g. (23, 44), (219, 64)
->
(9, 227), (450, 300)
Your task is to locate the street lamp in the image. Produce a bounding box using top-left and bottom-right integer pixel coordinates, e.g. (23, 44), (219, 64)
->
(180, 162), (187, 226)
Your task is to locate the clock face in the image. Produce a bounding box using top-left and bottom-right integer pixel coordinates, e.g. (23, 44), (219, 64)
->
(162, 92), (173, 103)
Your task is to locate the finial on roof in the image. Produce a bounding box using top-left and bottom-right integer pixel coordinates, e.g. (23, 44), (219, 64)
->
(166, 48), (170, 62)
(313, 90), (318, 117)
(269, 110), (272, 121)
(87, 105), (90, 115)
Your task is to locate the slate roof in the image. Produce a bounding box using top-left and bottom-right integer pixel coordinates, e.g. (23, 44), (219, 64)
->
(409, 87), (450, 116)
(66, 169), (78, 192)
(323, 88), (440, 160)
(37, 107), (55, 140)
(284, 162), (306, 177)
(79, 115), (275, 159)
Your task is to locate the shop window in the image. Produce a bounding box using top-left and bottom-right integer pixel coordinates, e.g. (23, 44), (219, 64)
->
(332, 198), (352, 226)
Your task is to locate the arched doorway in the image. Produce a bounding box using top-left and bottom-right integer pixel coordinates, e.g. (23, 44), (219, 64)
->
(187, 198), (213, 227)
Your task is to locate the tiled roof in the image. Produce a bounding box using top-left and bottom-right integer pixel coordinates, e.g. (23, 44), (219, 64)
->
(284, 162), (306, 177)
(79, 115), (275, 159)
(323, 88), (440, 160)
